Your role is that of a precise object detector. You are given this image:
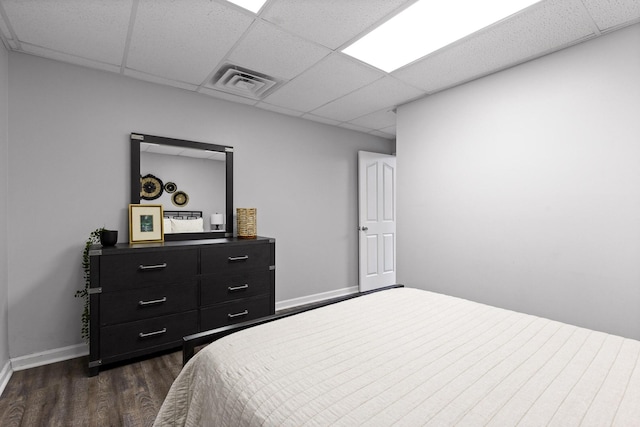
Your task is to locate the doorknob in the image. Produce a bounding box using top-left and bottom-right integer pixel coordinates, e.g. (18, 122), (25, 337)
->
(359, 226), (368, 231)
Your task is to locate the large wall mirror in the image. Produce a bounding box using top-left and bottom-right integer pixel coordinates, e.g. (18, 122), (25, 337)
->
(130, 133), (233, 241)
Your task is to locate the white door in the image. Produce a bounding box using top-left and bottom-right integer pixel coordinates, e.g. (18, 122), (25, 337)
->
(358, 151), (397, 292)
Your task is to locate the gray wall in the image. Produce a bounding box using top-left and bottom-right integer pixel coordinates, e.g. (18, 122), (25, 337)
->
(0, 42), (9, 370)
(397, 23), (640, 340)
(6, 52), (393, 359)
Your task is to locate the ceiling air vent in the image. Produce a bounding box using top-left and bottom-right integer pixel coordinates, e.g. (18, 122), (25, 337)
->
(210, 65), (280, 99)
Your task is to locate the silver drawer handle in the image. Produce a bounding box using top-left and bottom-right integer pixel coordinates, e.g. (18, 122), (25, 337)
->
(228, 310), (248, 319)
(138, 297), (167, 306)
(138, 328), (167, 338)
(228, 284), (249, 292)
(228, 255), (249, 262)
(138, 263), (167, 271)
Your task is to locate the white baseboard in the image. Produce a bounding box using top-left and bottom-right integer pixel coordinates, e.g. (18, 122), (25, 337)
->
(276, 286), (359, 311)
(11, 343), (89, 372)
(4, 289), (358, 374)
(0, 360), (12, 397)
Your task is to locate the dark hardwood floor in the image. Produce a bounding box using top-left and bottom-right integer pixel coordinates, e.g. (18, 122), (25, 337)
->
(0, 351), (182, 427)
(0, 305), (328, 427)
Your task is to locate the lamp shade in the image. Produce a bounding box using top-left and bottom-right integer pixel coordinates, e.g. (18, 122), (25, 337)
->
(211, 213), (224, 225)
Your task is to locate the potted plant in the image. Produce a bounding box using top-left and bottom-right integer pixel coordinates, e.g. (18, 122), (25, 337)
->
(76, 227), (118, 341)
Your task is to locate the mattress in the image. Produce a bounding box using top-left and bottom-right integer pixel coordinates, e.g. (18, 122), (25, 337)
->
(154, 288), (640, 426)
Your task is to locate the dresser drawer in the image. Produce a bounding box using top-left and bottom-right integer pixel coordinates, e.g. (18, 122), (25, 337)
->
(200, 295), (272, 330)
(100, 310), (197, 360)
(201, 243), (270, 275)
(100, 249), (197, 291)
(100, 281), (197, 325)
(201, 270), (270, 306)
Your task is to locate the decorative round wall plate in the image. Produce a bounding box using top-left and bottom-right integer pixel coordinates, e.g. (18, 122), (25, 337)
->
(164, 182), (177, 193)
(172, 190), (189, 207)
(140, 174), (163, 200)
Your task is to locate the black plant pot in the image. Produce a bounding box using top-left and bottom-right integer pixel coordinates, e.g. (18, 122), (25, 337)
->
(100, 229), (118, 247)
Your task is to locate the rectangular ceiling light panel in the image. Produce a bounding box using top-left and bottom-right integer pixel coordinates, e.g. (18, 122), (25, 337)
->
(226, 0), (267, 13)
(343, 0), (542, 72)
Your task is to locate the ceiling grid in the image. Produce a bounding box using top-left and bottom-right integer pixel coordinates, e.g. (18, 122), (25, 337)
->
(0, 0), (637, 139)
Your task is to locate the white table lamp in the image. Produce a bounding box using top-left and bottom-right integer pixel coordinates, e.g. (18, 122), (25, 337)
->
(211, 213), (224, 230)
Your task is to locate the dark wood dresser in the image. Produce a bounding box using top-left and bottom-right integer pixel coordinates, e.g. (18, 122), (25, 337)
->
(87, 237), (275, 376)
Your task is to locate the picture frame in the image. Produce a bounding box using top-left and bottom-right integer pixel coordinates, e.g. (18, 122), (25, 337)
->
(129, 204), (164, 243)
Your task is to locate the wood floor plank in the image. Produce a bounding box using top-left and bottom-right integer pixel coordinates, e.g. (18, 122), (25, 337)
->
(0, 351), (181, 426)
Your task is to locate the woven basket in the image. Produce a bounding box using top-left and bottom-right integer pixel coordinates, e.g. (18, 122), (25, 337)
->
(237, 208), (257, 239)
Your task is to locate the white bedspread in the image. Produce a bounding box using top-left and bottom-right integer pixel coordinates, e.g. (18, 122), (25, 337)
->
(154, 288), (640, 426)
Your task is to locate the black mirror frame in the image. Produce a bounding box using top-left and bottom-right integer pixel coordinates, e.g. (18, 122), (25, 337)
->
(130, 132), (233, 241)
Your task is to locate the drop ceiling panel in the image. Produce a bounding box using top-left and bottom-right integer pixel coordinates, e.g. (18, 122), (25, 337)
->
(142, 143), (185, 156)
(348, 108), (397, 130)
(261, 0), (413, 49)
(371, 130), (395, 139)
(0, 13), (12, 40)
(312, 76), (424, 122)
(394, 0), (597, 94)
(262, 53), (384, 112)
(0, 0), (637, 140)
(20, 44), (122, 74)
(177, 147), (220, 159)
(339, 122), (372, 133)
(124, 68), (199, 91)
(1, 0), (132, 64)
(127, 0), (254, 84)
(198, 87), (259, 106)
(379, 124), (396, 135)
(302, 114), (342, 126)
(227, 20), (331, 80)
(255, 102), (304, 117)
(582, 0), (640, 31)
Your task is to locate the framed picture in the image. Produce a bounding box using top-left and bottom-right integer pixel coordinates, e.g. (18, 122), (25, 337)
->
(129, 204), (164, 243)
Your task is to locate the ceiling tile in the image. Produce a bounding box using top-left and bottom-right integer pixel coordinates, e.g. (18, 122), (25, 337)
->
(582, 0), (640, 32)
(21, 44), (122, 74)
(311, 76), (425, 122)
(198, 87), (259, 106)
(261, 0), (412, 49)
(1, 0), (636, 142)
(348, 108), (397, 130)
(339, 122), (372, 133)
(255, 102), (304, 117)
(301, 114), (342, 126)
(0, 12), (12, 40)
(127, 0), (255, 84)
(2, 0), (132, 64)
(227, 20), (331, 80)
(370, 129), (395, 139)
(380, 124), (396, 135)
(262, 53), (384, 112)
(124, 68), (199, 91)
(393, 0), (597, 94)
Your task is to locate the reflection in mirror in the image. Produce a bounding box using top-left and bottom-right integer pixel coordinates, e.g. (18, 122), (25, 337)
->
(140, 144), (226, 231)
(131, 133), (233, 241)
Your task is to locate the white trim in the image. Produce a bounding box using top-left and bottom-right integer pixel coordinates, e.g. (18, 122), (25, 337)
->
(5, 289), (359, 373)
(276, 286), (358, 311)
(0, 360), (12, 397)
(10, 343), (88, 372)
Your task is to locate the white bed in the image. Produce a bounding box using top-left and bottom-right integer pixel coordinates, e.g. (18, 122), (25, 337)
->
(154, 287), (640, 426)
